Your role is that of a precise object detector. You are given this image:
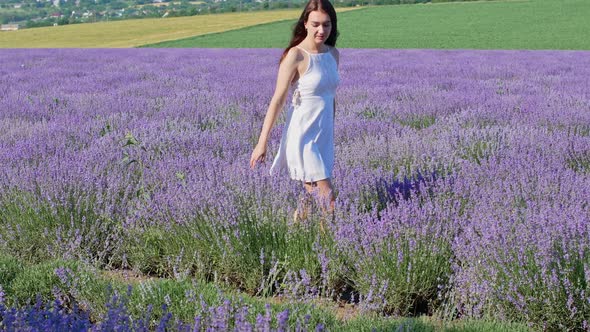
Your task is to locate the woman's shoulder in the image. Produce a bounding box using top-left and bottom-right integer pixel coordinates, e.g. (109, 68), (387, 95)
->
(283, 46), (306, 65)
(287, 46), (307, 59)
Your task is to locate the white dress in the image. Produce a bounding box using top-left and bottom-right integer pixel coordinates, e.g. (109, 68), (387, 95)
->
(270, 45), (340, 182)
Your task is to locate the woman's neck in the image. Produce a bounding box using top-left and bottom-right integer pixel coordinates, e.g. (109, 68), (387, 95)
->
(300, 39), (327, 54)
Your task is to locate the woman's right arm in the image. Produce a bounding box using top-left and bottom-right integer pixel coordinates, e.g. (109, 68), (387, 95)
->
(250, 49), (300, 169)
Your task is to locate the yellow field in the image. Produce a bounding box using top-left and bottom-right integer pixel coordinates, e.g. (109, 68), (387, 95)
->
(0, 8), (356, 48)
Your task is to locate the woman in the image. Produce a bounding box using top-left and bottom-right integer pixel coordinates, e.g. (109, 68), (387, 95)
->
(249, 0), (340, 224)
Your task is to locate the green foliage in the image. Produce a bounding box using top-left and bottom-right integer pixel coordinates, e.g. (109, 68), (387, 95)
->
(443, 318), (531, 332)
(356, 105), (389, 120)
(0, 254), (534, 330)
(0, 191), (125, 268)
(5, 259), (111, 315)
(566, 149), (590, 174)
(120, 131), (151, 201)
(127, 278), (221, 322)
(125, 207), (324, 296)
(398, 115), (437, 130)
(567, 124), (590, 137)
(125, 227), (181, 278)
(347, 231), (453, 316)
(0, 193), (58, 263)
(472, 242), (589, 331)
(0, 253), (23, 287)
(340, 315), (531, 331)
(459, 139), (497, 165)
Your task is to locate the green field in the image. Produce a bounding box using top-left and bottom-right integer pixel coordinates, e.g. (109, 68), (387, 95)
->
(143, 0), (590, 50)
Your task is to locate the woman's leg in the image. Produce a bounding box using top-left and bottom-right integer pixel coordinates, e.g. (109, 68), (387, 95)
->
(301, 178), (335, 232)
(294, 184), (314, 222)
(304, 179), (335, 214)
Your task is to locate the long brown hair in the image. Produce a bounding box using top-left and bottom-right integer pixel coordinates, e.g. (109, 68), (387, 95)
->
(279, 0), (339, 63)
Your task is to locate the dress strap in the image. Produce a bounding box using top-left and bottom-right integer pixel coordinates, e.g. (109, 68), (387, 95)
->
(294, 45), (311, 55)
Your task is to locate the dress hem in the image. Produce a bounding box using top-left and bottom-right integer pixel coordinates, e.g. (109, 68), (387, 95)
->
(289, 172), (332, 183)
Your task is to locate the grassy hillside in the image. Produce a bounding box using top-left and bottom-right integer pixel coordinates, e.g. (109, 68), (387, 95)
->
(143, 0), (590, 50)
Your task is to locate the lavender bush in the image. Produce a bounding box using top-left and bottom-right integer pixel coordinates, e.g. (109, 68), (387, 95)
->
(1, 48), (589, 329)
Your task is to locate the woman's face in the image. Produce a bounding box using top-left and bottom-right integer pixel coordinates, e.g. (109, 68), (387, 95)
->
(305, 10), (332, 45)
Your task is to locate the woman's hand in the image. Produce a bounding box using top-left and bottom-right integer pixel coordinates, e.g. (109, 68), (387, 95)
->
(250, 143), (267, 169)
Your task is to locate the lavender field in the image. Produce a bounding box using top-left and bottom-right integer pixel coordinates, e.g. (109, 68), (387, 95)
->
(1, 48), (590, 330)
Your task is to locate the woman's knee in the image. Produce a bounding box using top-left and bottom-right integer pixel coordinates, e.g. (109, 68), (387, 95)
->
(303, 179), (335, 199)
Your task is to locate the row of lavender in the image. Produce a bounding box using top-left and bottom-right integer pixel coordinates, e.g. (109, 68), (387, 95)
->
(1, 49), (589, 329)
(0, 285), (318, 331)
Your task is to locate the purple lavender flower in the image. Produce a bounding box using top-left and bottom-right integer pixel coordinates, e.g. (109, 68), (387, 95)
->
(276, 309), (290, 332)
